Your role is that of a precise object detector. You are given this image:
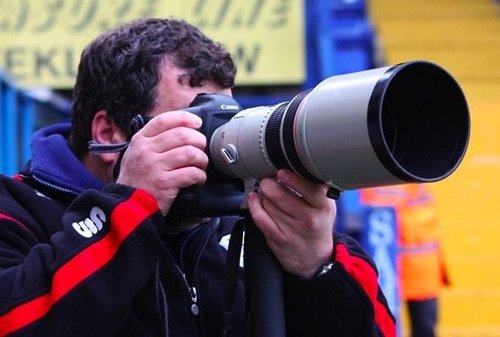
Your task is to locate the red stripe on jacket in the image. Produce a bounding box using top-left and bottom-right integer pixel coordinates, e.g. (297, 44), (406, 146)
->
(335, 243), (396, 337)
(0, 189), (158, 336)
(0, 214), (38, 241)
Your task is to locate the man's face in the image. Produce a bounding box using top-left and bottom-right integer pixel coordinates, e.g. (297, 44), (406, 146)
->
(92, 59), (232, 184)
(149, 59), (232, 117)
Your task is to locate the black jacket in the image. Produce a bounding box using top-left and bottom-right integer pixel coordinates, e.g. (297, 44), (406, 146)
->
(0, 123), (395, 337)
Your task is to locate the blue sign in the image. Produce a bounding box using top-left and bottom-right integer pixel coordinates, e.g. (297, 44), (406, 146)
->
(360, 206), (400, 335)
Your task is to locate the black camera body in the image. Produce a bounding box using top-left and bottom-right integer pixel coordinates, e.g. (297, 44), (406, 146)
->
(130, 93), (247, 217)
(174, 93), (248, 216)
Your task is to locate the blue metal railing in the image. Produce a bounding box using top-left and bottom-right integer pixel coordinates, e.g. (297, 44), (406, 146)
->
(1, 72), (20, 175)
(0, 72), (71, 175)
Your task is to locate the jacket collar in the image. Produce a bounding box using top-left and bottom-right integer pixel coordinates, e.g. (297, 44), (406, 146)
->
(29, 123), (104, 195)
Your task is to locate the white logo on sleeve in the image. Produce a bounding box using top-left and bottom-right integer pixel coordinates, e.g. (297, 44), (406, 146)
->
(72, 207), (106, 238)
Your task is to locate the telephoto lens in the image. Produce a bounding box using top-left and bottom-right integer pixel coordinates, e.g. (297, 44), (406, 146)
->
(210, 61), (470, 197)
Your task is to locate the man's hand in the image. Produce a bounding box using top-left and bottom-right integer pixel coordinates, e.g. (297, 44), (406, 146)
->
(116, 111), (208, 215)
(247, 169), (336, 279)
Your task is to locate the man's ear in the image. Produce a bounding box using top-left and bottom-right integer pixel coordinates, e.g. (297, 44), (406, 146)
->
(91, 110), (126, 164)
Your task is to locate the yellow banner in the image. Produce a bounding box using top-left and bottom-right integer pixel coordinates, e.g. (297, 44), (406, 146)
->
(0, 0), (305, 89)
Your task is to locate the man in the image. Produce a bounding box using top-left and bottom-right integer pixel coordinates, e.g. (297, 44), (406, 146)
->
(360, 185), (448, 337)
(0, 18), (395, 336)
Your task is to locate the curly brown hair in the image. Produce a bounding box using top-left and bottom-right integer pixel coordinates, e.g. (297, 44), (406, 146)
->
(69, 18), (236, 157)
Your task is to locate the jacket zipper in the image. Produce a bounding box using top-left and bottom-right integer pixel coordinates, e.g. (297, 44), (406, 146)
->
(173, 221), (216, 318)
(31, 174), (78, 195)
(173, 262), (200, 316)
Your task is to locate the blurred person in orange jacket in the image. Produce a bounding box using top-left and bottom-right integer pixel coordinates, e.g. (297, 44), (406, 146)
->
(360, 184), (449, 337)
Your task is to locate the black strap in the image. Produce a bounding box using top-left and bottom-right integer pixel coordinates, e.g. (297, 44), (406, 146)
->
(87, 140), (130, 154)
(223, 216), (246, 337)
(88, 114), (151, 181)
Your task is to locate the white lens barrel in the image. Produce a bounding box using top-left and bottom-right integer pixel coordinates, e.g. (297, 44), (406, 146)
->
(210, 61), (470, 192)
